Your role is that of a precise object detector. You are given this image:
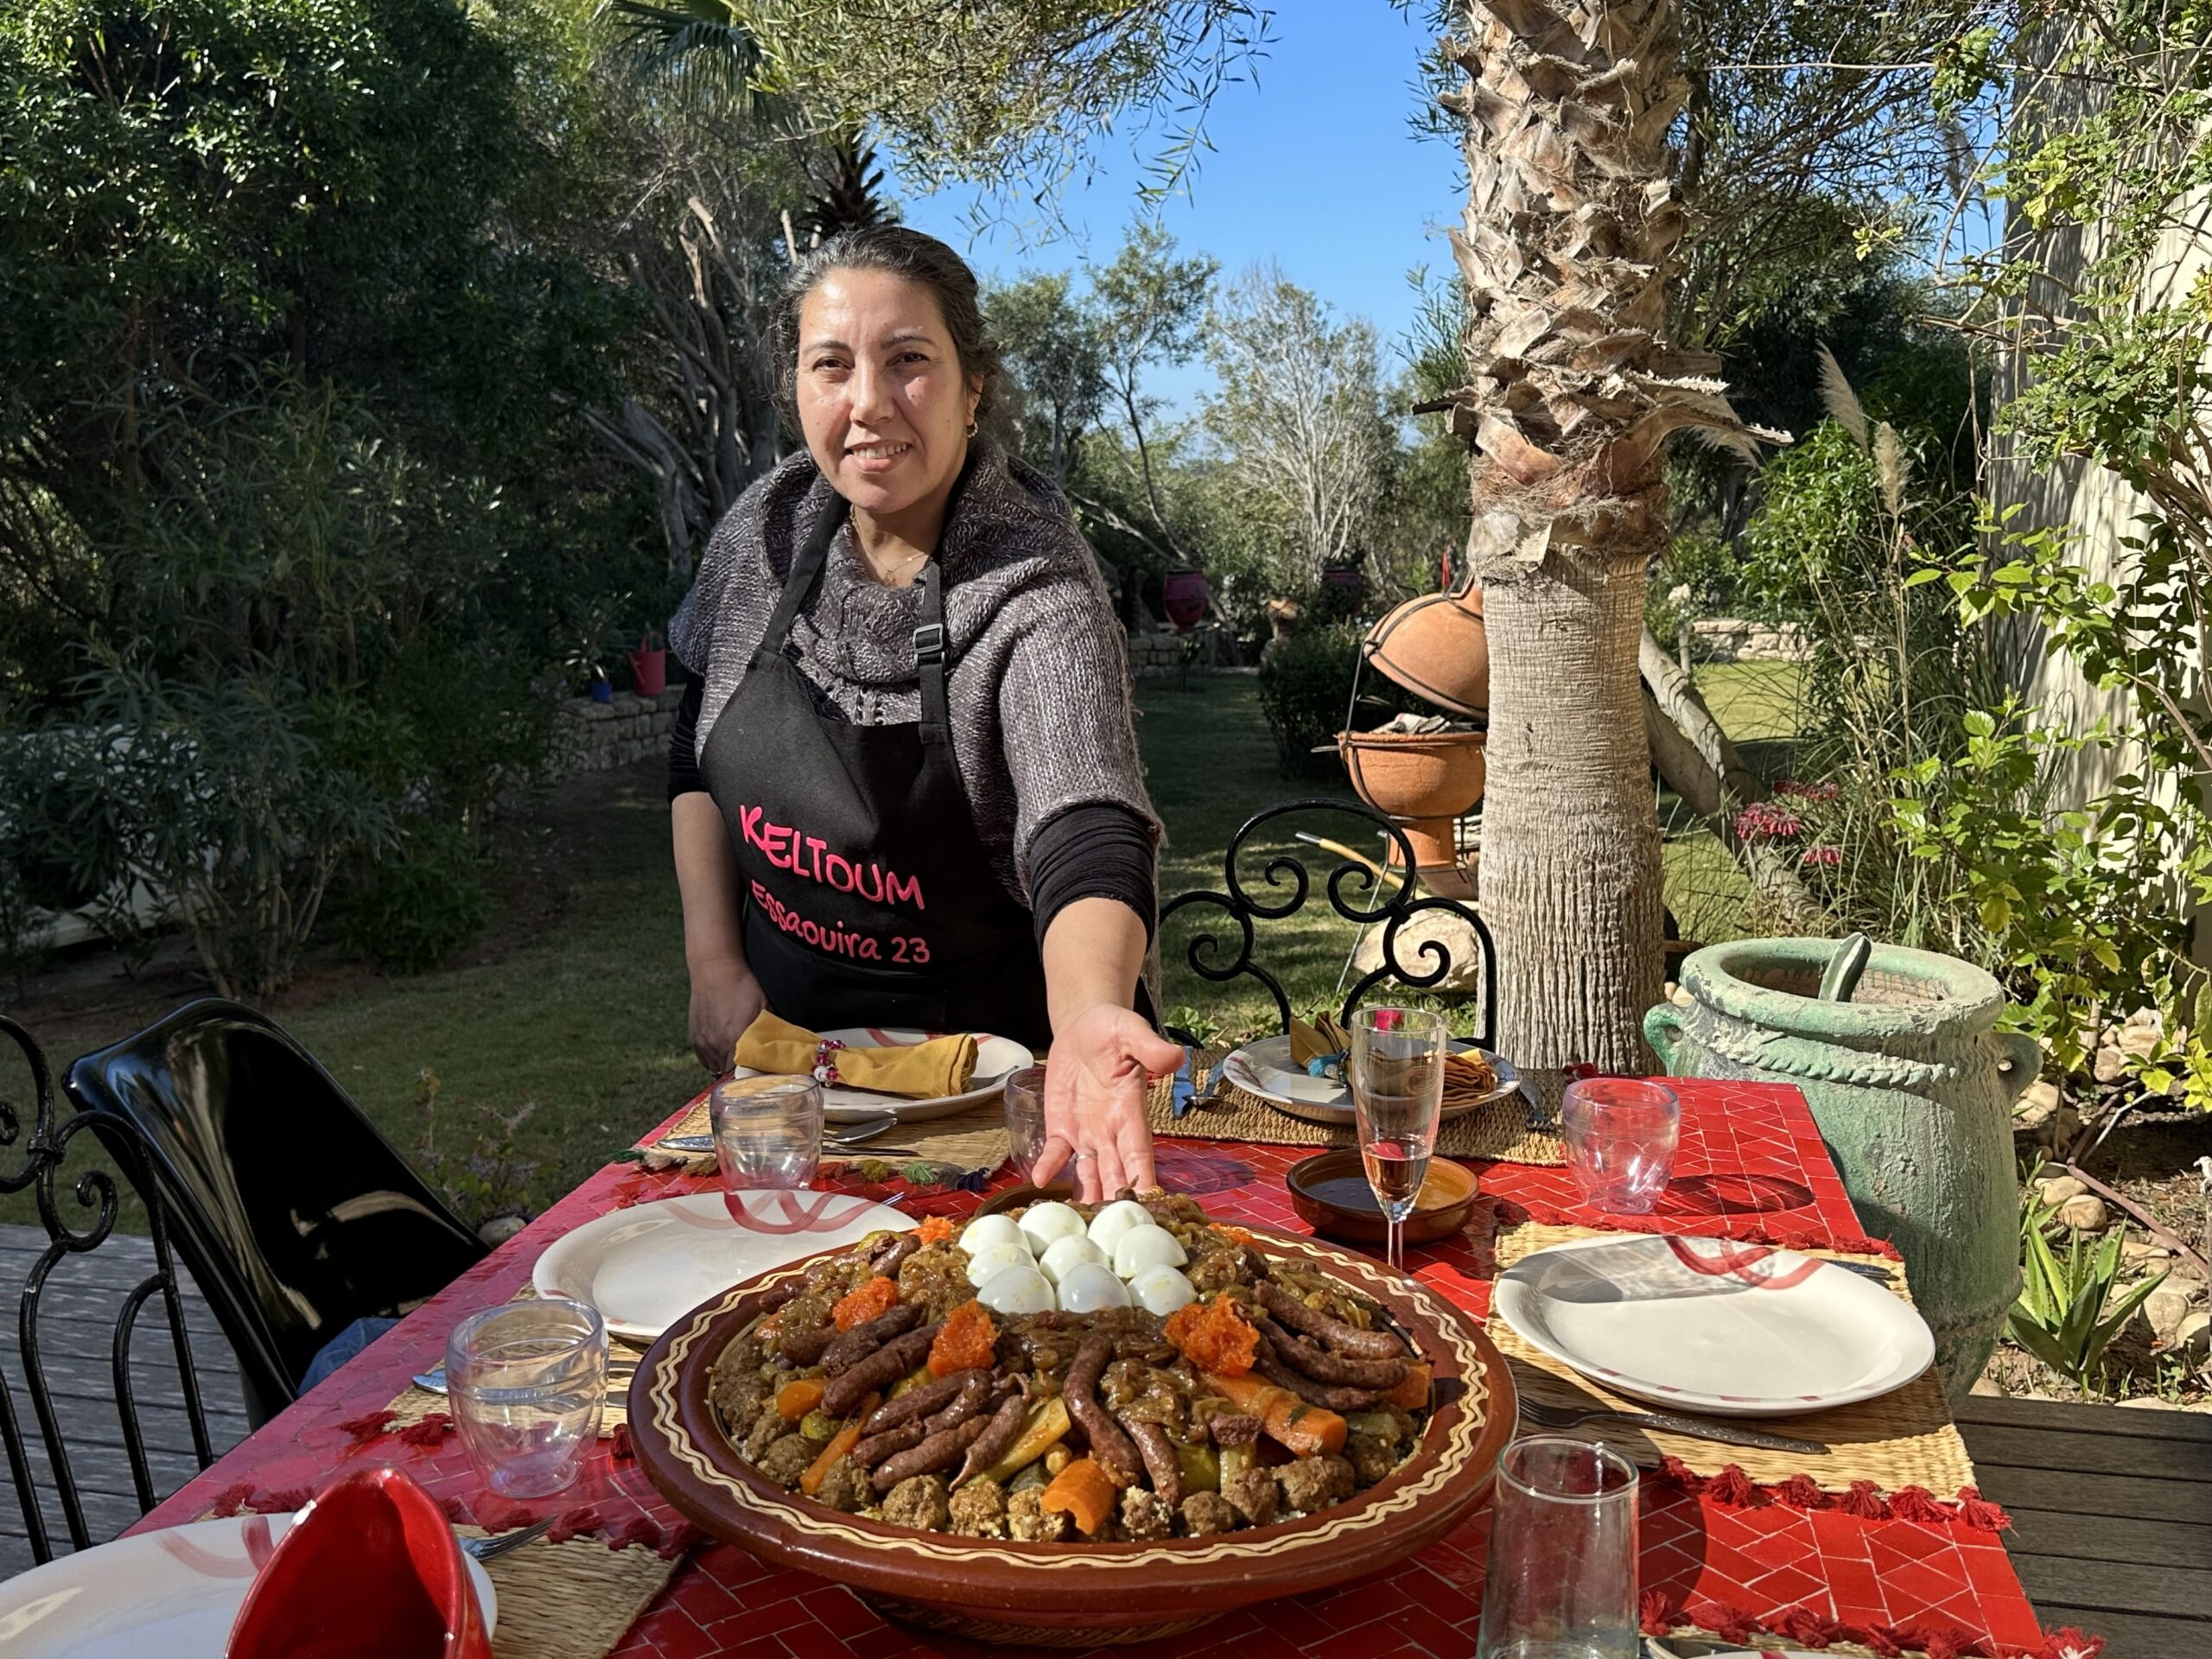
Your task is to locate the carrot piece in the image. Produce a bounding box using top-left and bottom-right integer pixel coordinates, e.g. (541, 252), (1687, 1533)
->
(1039, 1456), (1119, 1535)
(1164, 1294), (1260, 1377)
(927, 1300), (999, 1377)
(776, 1379), (826, 1421)
(916, 1215), (957, 1246)
(831, 1275), (899, 1332)
(798, 1391), (879, 1497)
(1200, 1370), (1348, 1458)
(1380, 1361), (1431, 1412)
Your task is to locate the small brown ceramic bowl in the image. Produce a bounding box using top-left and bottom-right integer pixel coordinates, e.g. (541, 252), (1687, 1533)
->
(972, 1179), (1077, 1215)
(1286, 1150), (1479, 1246)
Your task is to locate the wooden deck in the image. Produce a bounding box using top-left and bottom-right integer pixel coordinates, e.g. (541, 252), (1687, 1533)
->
(1956, 1392), (2212, 1657)
(0, 1224), (249, 1577)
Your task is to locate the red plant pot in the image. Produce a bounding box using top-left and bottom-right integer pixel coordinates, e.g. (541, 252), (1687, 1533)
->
(1161, 569), (1211, 632)
(630, 648), (667, 697)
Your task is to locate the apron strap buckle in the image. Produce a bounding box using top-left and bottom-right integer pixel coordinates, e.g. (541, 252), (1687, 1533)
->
(912, 620), (947, 666)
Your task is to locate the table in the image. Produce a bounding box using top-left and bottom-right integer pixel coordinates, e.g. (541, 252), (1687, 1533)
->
(134, 1078), (2080, 1659)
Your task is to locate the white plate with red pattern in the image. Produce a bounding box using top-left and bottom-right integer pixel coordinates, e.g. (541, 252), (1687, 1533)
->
(0, 1513), (496, 1656)
(1492, 1234), (1933, 1416)
(729, 1027), (1033, 1123)
(534, 1190), (912, 1345)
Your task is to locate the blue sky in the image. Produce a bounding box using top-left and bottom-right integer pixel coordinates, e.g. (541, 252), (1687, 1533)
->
(894, 1), (1465, 414)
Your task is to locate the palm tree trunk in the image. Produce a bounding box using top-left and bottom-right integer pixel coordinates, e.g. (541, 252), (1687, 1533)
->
(1441, 0), (1780, 1070)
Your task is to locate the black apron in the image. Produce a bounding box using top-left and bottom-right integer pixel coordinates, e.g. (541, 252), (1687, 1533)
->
(699, 498), (1054, 1048)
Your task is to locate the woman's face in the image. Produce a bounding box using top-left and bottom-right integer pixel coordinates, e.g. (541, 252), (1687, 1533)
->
(795, 268), (981, 524)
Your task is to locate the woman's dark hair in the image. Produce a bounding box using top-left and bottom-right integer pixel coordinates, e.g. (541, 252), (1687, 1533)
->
(773, 226), (1005, 431)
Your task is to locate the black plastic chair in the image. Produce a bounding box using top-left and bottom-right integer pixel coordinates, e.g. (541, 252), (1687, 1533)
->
(63, 999), (486, 1426)
(1160, 797), (1498, 1046)
(2, 1015), (218, 1566)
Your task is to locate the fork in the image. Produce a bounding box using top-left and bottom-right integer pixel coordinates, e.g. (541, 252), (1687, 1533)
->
(460, 1516), (556, 1561)
(1517, 1396), (1827, 1455)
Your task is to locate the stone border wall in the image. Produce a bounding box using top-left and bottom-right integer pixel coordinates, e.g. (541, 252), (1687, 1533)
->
(1688, 618), (1814, 664)
(553, 684), (689, 776)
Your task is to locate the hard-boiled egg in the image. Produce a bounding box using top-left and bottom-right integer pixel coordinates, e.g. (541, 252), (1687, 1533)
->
(1110, 1224), (1188, 1280)
(1015, 1200), (1087, 1254)
(976, 1264), (1055, 1316)
(1086, 1198), (1154, 1257)
(965, 1241), (1036, 1287)
(959, 1214), (1027, 1255)
(1038, 1234), (1110, 1285)
(1054, 1262), (1133, 1314)
(1128, 1264), (1198, 1317)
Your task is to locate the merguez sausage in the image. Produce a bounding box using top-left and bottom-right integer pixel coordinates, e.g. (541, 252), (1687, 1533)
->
(1255, 1280), (1406, 1361)
(923, 1370), (994, 1435)
(850, 1418), (928, 1470)
(859, 1370), (969, 1435)
(870, 1413), (993, 1493)
(822, 1302), (922, 1376)
(868, 1232), (922, 1277)
(953, 1390), (1030, 1488)
(1256, 1346), (1378, 1413)
(1124, 1417), (1183, 1511)
(1256, 1313), (1408, 1389)
(822, 1323), (940, 1418)
(1063, 1334), (1141, 1486)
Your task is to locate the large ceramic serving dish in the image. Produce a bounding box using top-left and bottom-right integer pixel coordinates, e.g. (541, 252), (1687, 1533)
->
(731, 1027), (1033, 1123)
(1493, 1234), (1935, 1417)
(0, 1514), (496, 1658)
(1220, 1035), (1517, 1128)
(627, 1225), (1515, 1646)
(535, 1190), (912, 1347)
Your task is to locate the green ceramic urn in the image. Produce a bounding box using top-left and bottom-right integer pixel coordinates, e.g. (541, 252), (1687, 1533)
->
(1644, 938), (2038, 1400)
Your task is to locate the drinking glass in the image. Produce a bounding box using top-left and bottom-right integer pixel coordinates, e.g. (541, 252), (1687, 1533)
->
(1002, 1065), (1048, 1183)
(446, 1298), (607, 1499)
(710, 1075), (823, 1191)
(1475, 1435), (1639, 1659)
(1560, 1078), (1681, 1214)
(1350, 1006), (1449, 1274)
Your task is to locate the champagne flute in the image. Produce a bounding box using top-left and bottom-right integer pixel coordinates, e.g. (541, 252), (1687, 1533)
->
(1350, 1006), (1449, 1274)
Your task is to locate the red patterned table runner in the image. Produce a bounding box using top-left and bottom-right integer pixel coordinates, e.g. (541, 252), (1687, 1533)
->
(131, 1077), (2075, 1659)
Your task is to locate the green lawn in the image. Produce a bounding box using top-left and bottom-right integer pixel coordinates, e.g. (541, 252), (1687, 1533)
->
(4, 663), (1804, 1228)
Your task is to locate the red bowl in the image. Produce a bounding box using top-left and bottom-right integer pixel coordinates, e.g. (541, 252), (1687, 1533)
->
(626, 1225), (1514, 1646)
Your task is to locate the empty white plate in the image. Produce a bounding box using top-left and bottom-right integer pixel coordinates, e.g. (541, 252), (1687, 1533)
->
(1493, 1234), (1934, 1416)
(0, 1513), (496, 1658)
(730, 1027), (1033, 1123)
(1220, 1034), (1515, 1127)
(534, 1190), (912, 1345)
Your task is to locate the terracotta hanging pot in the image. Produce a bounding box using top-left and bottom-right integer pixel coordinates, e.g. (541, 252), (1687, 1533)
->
(1336, 728), (1486, 880)
(1363, 577), (1488, 719)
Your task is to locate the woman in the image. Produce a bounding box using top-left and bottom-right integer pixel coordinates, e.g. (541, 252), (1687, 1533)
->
(667, 226), (1178, 1202)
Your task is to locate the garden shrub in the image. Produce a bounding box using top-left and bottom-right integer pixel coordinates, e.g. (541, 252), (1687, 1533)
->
(330, 820), (498, 977)
(1257, 625), (1363, 778)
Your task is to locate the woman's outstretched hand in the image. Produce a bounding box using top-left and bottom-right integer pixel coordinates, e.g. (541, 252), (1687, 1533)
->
(1033, 1003), (1185, 1203)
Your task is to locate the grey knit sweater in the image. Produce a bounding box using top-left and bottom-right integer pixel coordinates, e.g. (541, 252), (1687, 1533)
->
(669, 442), (1160, 906)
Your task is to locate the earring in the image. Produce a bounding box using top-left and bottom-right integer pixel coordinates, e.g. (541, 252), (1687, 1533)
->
(964, 418), (978, 438)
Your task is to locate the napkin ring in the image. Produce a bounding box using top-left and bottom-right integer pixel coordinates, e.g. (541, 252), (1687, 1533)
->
(812, 1038), (847, 1086)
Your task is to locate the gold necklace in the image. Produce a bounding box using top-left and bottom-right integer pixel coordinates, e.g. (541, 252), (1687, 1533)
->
(868, 547), (930, 586)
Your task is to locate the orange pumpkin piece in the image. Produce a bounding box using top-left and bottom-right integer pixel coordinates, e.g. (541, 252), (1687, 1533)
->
(1039, 1457), (1118, 1535)
(1165, 1294), (1261, 1377)
(1380, 1361), (1432, 1412)
(916, 1215), (957, 1246)
(832, 1275), (899, 1332)
(776, 1379), (826, 1421)
(926, 1300), (999, 1377)
(799, 1392), (879, 1497)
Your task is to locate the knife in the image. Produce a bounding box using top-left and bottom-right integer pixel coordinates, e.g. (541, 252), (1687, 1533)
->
(1517, 1397), (1828, 1455)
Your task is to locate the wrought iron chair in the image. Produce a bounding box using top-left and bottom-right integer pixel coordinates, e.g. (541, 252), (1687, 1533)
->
(63, 999), (486, 1426)
(2, 1014), (219, 1567)
(1160, 797), (1497, 1045)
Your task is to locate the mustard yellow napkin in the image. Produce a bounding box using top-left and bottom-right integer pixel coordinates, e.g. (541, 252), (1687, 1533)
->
(734, 1011), (979, 1099)
(1289, 1011), (1351, 1067)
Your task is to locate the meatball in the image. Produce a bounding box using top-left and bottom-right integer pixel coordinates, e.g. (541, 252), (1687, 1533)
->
(1007, 1488), (1072, 1542)
(1346, 1432), (1400, 1489)
(1222, 1466), (1278, 1528)
(880, 1473), (952, 1532)
(1274, 1455), (1341, 1516)
(1118, 1486), (1173, 1541)
(1179, 1491), (1238, 1536)
(1209, 1413), (1261, 1450)
(742, 1405), (790, 1461)
(1319, 1453), (1357, 1503)
(815, 1456), (874, 1514)
(949, 1478), (1009, 1539)
(711, 1351), (773, 1428)
(757, 1433), (817, 1491)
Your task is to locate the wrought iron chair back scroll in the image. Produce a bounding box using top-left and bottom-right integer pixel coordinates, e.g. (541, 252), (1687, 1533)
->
(1159, 798), (1497, 1046)
(0, 1014), (216, 1567)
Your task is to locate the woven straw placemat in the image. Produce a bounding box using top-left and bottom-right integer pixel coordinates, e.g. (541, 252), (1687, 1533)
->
(1146, 1047), (1564, 1165)
(637, 1094), (1011, 1178)
(464, 1529), (678, 1659)
(1488, 1218), (1975, 1494)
